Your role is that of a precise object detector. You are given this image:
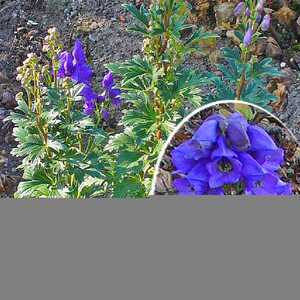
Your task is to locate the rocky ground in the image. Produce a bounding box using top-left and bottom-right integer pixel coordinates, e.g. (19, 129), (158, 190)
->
(0, 0), (299, 196)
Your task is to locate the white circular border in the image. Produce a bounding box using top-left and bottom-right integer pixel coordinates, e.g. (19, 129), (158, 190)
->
(149, 100), (299, 196)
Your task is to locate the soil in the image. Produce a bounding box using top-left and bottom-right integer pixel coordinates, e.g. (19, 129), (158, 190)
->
(154, 103), (300, 196)
(0, 0), (299, 197)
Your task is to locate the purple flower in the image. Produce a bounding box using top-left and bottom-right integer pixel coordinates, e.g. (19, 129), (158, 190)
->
(193, 119), (219, 149)
(245, 7), (251, 17)
(84, 100), (95, 115)
(247, 125), (278, 151)
(207, 157), (242, 189)
(58, 51), (75, 77)
(243, 28), (253, 47)
(81, 85), (97, 102)
(261, 14), (271, 31)
(102, 71), (115, 90)
(102, 109), (110, 121)
(72, 63), (93, 85)
(211, 136), (237, 159)
(171, 113), (292, 196)
(171, 140), (209, 174)
(252, 148), (284, 172)
(101, 71), (122, 107)
(186, 160), (210, 193)
(72, 39), (87, 65)
(234, 2), (245, 17)
(97, 93), (106, 103)
(245, 173), (279, 195)
(275, 180), (292, 195)
(173, 178), (194, 195)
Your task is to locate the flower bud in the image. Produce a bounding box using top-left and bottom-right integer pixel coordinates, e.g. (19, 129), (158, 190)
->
(261, 14), (271, 31)
(234, 2), (244, 17)
(245, 7), (250, 17)
(243, 28), (253, 47)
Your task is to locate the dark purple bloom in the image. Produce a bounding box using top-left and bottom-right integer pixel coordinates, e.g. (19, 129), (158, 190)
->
(173, 178), (194, 195)
(238, 152), (266, 177)
(243, 28), (253, 47)
(81, 85), (98, 102)
(58, 51), (75, 77)
(245, 7), (251, 17)
(234, 2), (245, 17)
(84, 100), (95, 115)
(109, 88), (121, 99)
(72, 39), (87, 65)
(171, 140), (209, 173)
(97, 92), (106, 103)
(252, 148), (284, 171)
(193, 119), (219, 149)
(171, 112), (292, 196)
(207, 157), (242, 189)
(212, 136), (237, 159)
(186, 160), (210, 193)
(102, 109), (110, 121)
(111, 97), (122, 107)
(247, 125), (278, 151)
(102, 71), (115, 90)
(261, 14), (271, 31)
(227, 119), (250, 151)
(275, 180), (292, 195)
(72, 63), (93, 85)
(245, 173), (279, 195)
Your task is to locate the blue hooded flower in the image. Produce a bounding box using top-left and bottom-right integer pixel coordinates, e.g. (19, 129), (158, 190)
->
(186, 160), (210, 193)
(171, 112), (292, 196)
(173, 178), (194, 195)
(247, 125), (278, 151)
(243, 28), (253, 47)
(245, 173), (279, 195)
(261, 14), (271, 31)
(72, 39), (88, 65)
(84, 100), (96, 115)
(171, 139), (210, 174)
(102, 109), (111, 122)
(234, 2), (245, 17)
(207, 157), (242, 188)
(58, 51), (75, 77)
(193, 119), (219, 149)
(252, 148), (284, 172)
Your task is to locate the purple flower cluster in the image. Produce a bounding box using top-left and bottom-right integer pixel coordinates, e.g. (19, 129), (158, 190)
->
(58, 39), (121, 117)
(171, 113), (292, 196)
(234, 1), (271, 47)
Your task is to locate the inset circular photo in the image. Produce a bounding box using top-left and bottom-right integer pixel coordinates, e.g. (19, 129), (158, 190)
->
(151, 101), (300, 196)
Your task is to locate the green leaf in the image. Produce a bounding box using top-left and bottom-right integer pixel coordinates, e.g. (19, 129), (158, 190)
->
(123, 3), (149, 27)
(113, 177), (145, 198)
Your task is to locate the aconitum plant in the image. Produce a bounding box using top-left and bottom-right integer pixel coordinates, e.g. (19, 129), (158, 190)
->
(58, 40), (121, 118)
(205, 0), (280, 109)
(172, 113), (292, 196)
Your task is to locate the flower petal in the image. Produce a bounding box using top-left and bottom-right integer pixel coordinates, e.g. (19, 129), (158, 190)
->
(193, 119), (219, 148)
(72, 63), (93, 84)
(238, 152), (266, 176)
(212, 136), (237, 159)
(247, 125), (278, 151)
(173, 178), (194, 195)
(72, 39), (87, 64)
(252, 148), (284, 171)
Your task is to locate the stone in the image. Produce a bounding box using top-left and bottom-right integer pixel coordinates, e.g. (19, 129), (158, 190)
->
(265, 37), (282, 59)
(1, 91), (17, 109)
